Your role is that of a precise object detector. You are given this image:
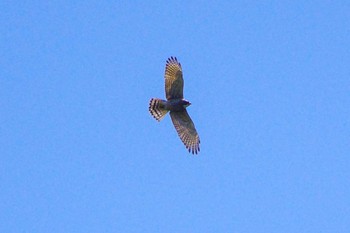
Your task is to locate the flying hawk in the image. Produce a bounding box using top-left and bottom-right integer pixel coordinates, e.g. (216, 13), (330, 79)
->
(149, 57), (200, 154)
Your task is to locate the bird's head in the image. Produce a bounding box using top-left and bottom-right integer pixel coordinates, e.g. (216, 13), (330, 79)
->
(182, 99), (191, 108)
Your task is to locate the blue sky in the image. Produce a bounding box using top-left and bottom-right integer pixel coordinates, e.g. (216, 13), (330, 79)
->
(1, 1), (349, 232)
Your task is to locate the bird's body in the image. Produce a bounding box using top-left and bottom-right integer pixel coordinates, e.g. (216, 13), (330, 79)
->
(166, 99), (191, 112)
(149, 57), (200, 154)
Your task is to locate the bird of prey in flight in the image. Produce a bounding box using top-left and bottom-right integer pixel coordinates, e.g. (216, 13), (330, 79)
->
(149, 57), (200, 154)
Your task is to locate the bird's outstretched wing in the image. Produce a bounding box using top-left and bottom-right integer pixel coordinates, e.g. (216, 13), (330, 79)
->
(170, 110), (200, 154)
(165, 57), (183, 100)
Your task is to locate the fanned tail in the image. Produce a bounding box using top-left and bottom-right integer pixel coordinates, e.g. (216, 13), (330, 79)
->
(149, 98), (169, 121)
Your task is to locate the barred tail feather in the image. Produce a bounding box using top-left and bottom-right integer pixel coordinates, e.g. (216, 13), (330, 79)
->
(149, 98), (169, 121)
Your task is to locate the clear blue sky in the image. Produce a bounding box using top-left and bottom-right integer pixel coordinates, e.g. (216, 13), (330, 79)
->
(1, 1), (349, 232)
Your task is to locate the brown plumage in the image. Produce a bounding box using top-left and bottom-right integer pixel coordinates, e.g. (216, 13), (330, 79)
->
(149, 57), (200, 154)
